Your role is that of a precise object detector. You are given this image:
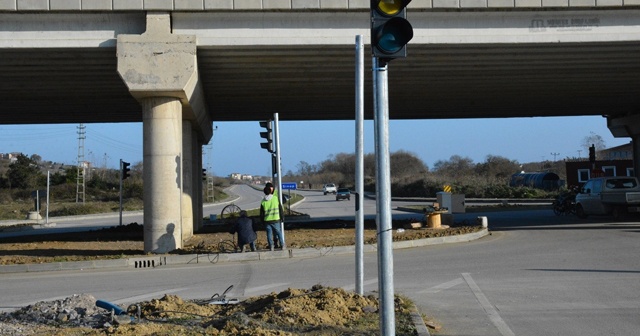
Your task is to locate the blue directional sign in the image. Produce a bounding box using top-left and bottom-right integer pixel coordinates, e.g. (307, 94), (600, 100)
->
(281, 182), (297, 190)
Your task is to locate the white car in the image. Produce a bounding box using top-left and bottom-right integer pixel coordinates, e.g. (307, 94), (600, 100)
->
(323, 183), (337, 195)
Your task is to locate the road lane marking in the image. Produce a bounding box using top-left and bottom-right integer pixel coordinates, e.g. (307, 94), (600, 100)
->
(112, 287), (191, 305)
(242, 283), (289, 295)
(419, 277), (464, 294)
(462, 273), (515, 336)
(342, 278), (378, 292)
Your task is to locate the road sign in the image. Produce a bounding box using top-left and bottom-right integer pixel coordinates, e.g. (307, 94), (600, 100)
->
(281, 182), (297, 190)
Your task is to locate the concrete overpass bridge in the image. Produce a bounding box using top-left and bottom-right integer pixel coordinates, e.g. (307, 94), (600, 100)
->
(1, 0), (639, 252)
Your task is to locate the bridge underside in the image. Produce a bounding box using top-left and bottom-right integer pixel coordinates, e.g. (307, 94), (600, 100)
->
(1, 40), (639, 124)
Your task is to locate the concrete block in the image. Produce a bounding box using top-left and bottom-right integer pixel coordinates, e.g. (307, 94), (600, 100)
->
(433, 0), (460, 6)
(0, 0), (17, 10)
(235, 0), (262, 9)
(290, 248), (322, 258)
(488, 0), (514, 6)
(569, 0), (595, 5)
(114, 0), (143, 9)
(321, 0), (347, 9)
(348, 0), (369, 8)
(410, 0), (433, 8)
(144, 0), (174, 10)
(542, 0), (568, 6)
(51, 0), (80, 10)
(515, 0), (541, 6)
(82, 0), (112, 10)
(205, 0), (232, 9)
(175, 0), (204, 9)
(596, 0), (621, 5)
(264, 0), (290, 9)
(292, 0), (320, 8)
(461, 0), (488, 7)
(17, 0), (48, 10)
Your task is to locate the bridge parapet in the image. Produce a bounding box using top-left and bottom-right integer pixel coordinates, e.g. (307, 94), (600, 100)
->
(0, 0), (636, 11)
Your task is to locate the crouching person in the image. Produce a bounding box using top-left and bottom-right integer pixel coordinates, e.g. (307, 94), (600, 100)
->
(231, 210), (257, 252)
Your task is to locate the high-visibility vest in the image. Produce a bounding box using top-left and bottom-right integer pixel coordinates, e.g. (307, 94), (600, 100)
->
(262, 192), (281, 222)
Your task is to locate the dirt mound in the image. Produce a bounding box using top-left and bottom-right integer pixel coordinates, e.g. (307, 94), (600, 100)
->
(0, 285), (421, 335)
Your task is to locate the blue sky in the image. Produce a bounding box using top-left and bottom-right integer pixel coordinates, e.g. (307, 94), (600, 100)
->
(0, 116), (630, 177)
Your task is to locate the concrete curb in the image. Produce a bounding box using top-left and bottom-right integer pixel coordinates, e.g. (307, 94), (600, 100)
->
(411, 303), (432, 336)
(0, 229), (489, 274)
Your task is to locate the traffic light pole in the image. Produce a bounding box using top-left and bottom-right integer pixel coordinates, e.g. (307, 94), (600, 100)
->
(355, 35), (365, 296)
(119, 159), (124, 226)
(373, 56), (395, 335)
(273, 113), (285, 248)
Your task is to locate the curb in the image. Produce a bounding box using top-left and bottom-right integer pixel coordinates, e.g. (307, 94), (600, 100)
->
(0, 229), (489, 274)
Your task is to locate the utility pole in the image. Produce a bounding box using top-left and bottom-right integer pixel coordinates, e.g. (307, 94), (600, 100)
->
(75, 124), (86, 204)
(551, 152), (560, 161)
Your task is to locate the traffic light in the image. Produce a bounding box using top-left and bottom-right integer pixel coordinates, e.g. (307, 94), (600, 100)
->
(259, 120), (274, 153)
(121, 160), (130, 180)
(589, 145), (596, 162)
(202, 168), (207, 181)
(370, 0), (413, 62)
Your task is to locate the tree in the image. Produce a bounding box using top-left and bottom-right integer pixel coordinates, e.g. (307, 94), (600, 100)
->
(581, 132), (606, 159)
(432, 155), (475, 178)
(475, 155), (521, 179)
(390, 150), (428, 180)
(7, 154), (41, 189)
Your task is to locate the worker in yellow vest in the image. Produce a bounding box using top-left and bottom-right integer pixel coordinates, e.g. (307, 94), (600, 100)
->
(260, 182), (284, 251)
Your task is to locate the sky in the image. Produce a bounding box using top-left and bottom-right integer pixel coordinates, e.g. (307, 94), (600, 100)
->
(0, 116), (631, 178)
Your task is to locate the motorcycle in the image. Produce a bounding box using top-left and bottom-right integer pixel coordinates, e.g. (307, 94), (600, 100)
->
(553, 189), (577, 216)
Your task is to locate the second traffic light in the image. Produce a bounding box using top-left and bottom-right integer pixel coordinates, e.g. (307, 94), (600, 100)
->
(370, 0), (413, 62)
(121, 160), (131, 180)
(260, 120), (274, 153)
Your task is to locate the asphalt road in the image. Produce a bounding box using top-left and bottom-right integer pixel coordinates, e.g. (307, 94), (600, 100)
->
(2, 188), (640, 335)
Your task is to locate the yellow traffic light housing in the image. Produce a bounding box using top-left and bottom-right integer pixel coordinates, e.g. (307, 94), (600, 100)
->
(371, 0), (413, 62)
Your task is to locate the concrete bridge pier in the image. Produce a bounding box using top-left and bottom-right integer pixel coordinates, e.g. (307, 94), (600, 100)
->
(608, 114), (640, 177)
(117, 12), (212, 253)
(142, 98), (183, 253)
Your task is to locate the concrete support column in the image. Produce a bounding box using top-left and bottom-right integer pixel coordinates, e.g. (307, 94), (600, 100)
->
(194, 136), (203, 232)
(117, 12), (212, 253)
(607, 113), (640, 178)
(181, 121), (194, 240)
(142, 97), (183, 253)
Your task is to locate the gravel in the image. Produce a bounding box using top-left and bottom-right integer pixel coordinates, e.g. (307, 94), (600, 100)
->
(0, 293), (120, 335)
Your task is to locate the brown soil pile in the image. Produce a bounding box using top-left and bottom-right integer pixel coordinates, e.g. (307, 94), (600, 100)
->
(1, 285), (421, 335)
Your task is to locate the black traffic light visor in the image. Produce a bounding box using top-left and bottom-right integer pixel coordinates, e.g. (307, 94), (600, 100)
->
(373, 17), (413, 54)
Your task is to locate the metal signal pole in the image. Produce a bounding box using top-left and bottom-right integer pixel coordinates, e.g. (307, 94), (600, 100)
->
(355, 35), (365, 296)
(373, 56), (395, 335)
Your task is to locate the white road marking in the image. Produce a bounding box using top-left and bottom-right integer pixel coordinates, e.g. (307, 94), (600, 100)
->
(462, 273), (515, 336)
(419, 277), (464, 294)
(111, 287), (191, 305)
(242, 283), (289, 295)
(342, 278), (378, 292)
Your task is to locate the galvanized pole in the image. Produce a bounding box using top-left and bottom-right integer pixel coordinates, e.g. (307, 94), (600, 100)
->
(355, 35), (365, 296)
(119, 159), (123, 226)
(373, 57), (395, 335)
(274, 113), (285, 248)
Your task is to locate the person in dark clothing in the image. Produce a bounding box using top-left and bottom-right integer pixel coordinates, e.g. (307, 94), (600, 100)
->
(230, 210), (257, 252)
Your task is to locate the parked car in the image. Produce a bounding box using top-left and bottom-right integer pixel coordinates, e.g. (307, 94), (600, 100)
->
(575, 176), (640, 219)
(323, 183), (337, 195)
(336, 188), (351, 201)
